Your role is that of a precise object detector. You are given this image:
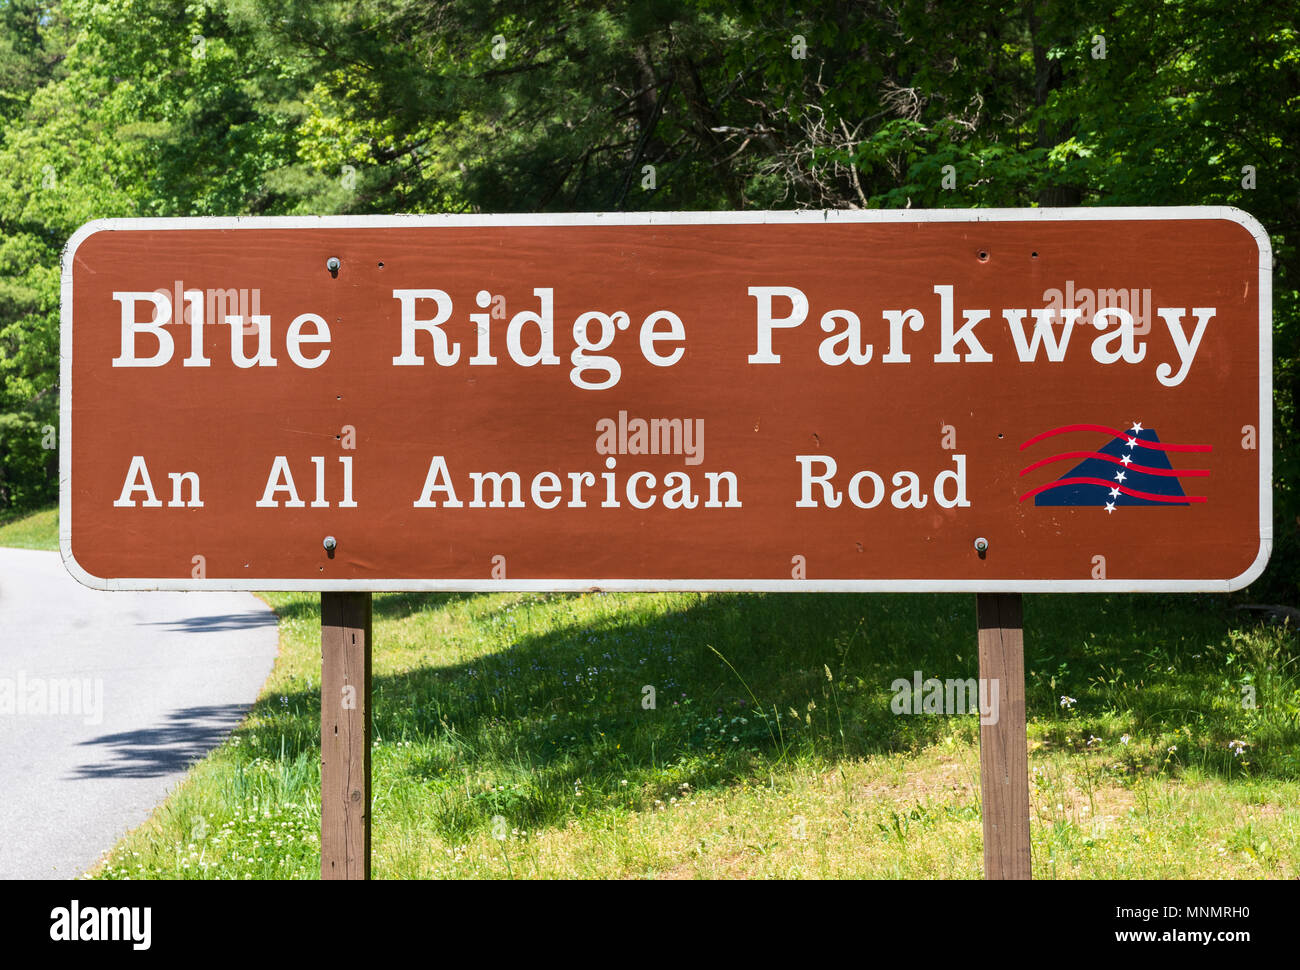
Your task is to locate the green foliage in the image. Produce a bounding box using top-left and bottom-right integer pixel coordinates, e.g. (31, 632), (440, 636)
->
(0, 406), (55, 509)
(0, 0), (69, 121)
(0, 0), (1295, 601)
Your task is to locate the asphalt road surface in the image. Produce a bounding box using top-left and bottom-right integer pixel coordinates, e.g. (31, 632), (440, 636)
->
(0, 547), (280, 879)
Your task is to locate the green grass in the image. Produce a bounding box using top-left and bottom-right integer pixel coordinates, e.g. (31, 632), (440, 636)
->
(0, 505), (58, 550)
(89, 588), (1300, 879)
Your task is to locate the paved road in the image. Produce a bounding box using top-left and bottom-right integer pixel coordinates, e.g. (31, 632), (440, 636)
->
(0, 548), (280, 879)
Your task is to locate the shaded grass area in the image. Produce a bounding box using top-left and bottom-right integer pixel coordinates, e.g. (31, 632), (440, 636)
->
(92, 588), (1300, 878)
(0, 504), (57, 550)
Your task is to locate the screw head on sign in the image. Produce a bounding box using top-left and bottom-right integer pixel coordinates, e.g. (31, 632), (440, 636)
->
(326, 257), (341, 275)
(323, 536), (337, 552)
(974, 537), (989, 556)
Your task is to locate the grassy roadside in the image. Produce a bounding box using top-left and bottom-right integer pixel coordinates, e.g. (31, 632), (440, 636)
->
(0, 505), (58, 550)
(10, 503), (1294, 877)
(88, 587), (1300, 879)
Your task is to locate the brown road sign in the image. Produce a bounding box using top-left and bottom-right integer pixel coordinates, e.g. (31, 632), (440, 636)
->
(60, 208), (1271, 592)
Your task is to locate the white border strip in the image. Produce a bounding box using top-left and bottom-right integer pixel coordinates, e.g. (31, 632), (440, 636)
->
(59, 206), (1272, 593)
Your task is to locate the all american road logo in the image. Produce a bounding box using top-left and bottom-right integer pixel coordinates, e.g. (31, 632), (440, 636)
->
(1019, 422), (1211, 513)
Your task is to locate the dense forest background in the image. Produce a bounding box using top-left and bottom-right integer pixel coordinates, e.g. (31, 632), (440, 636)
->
(1, 0), (1295, 596)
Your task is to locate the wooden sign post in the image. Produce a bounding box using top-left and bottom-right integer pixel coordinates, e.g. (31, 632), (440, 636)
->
(320, 591), (372, 880)
(977, 593), (1031, 879)
(59, 208), (1271, 880)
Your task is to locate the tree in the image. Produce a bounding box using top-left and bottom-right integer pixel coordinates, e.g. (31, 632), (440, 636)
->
(0, 0), (1295, 604)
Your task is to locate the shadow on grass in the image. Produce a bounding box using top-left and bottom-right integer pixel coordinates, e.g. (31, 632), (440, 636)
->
(269, 591), (483, 624)
(238, 590), (1299, 839)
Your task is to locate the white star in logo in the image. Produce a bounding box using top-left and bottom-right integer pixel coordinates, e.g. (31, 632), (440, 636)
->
(1105, 502), (1116, 514)
(1131, 421), (1144, 434)
(1125, 437), (1137, 449)
(1120, 454), (1133, 466)
(1114, 471), (1127, 483)
(1109, 487), (1121, 498)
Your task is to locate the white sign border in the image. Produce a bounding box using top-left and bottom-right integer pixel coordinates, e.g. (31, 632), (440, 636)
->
(60, 206), (1272, 593)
